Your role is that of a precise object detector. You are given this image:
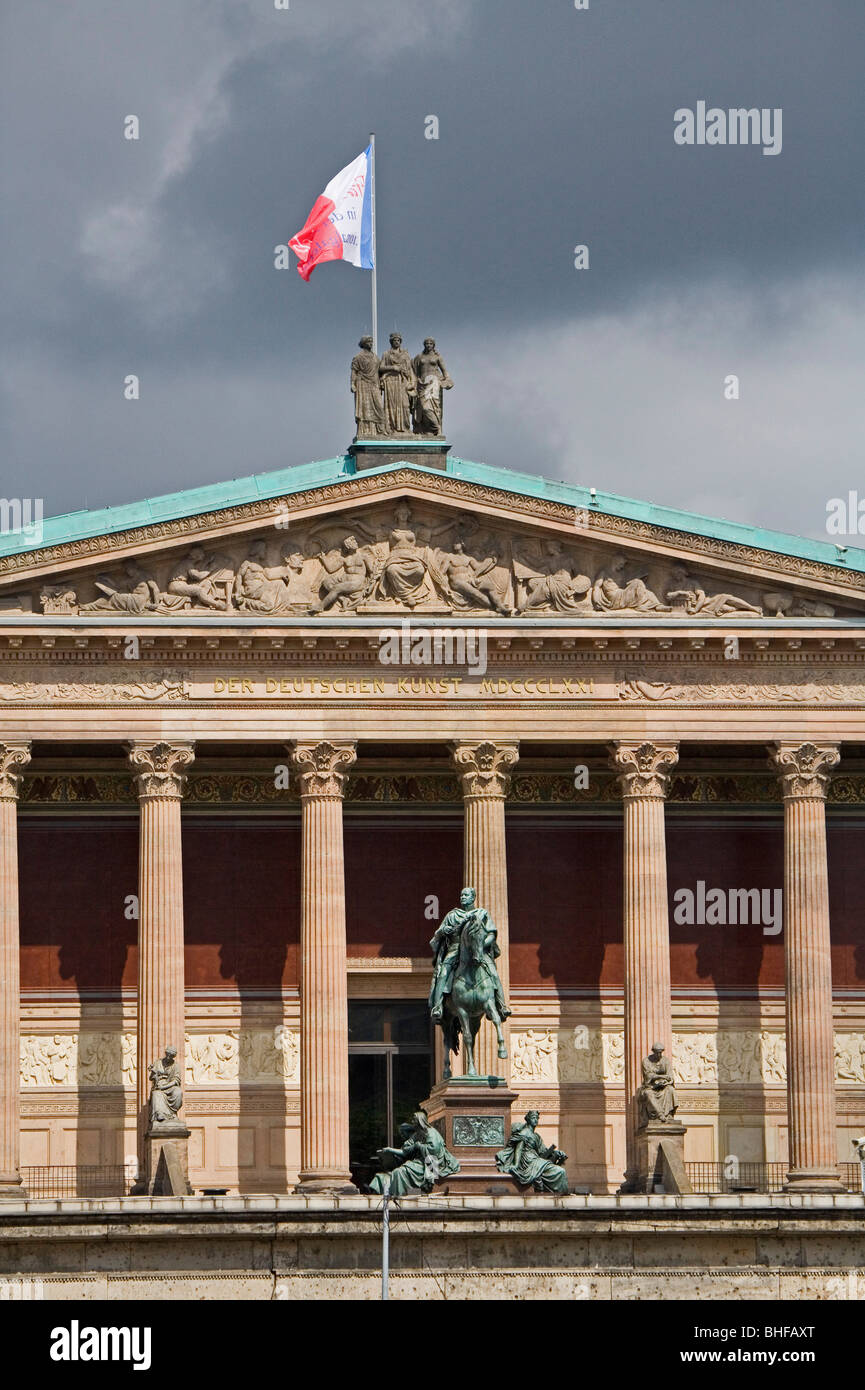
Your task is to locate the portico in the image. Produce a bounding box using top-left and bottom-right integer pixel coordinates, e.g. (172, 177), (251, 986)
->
(0, 456), (863, 1198)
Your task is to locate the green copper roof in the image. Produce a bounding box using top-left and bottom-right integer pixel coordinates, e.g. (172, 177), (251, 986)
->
(2, 453), (864, 577)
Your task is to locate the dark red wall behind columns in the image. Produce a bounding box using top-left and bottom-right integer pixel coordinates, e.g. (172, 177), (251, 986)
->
(182, 824), (300, 990)
(17, 815), (865, 995)
(507, 818), (864, 991)
(19, 821), (139, 992)
(508, 824), (623, 988)
(343, 824), (463, 957)
(19, 819), (301, 993)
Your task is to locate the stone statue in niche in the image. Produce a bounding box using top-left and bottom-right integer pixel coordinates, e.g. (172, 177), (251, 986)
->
(666, 563), (762, 616)
(412, 338), (453, 436)
(379, 332), (416, 436)
(637, 1042), (679, 1124)
(495, 1110), (569, 1194)
(592, 556), (670, 613)
(368, 1110), (460, 1195)
(351, 336), (384, 439)
(147, 1045), (185, 1128)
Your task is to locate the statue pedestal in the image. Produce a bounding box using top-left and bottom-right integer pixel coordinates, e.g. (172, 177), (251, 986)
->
(133, 1123), (192, 1196)
(628, 1121), (691, 1195)
(423, 1078), (521, 1195)
(349, 438), (451, 472)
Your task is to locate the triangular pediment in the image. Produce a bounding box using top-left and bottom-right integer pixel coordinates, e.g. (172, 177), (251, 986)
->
(1, 463), (863, 622)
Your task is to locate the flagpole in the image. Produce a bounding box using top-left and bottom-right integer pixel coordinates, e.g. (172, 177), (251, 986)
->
(369, 131), (378, 354)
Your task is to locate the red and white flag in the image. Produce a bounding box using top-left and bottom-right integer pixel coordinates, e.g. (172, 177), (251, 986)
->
(289, 147), (374, 282)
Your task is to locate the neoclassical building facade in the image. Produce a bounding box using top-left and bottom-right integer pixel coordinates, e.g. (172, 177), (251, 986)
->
(0, 454), (863, 1196)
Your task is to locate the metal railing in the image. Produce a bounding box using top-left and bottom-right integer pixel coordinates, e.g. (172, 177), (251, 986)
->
(16, 1162), (864, 1200)
(684, 1161), (861, 1194)
(21, 1165), (136, 1199)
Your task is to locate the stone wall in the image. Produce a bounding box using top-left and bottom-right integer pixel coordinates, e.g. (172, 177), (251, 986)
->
(0, 1194), (862, 1300)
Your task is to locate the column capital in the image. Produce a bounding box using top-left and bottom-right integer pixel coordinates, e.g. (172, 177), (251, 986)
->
(450, 741), (519, 798)
(0, 743), (31, 801)
(290, 740), (357, 798)
(609, 741), (679, 799)
(127, 741), (195, 800)
(770, 741), (839, 800)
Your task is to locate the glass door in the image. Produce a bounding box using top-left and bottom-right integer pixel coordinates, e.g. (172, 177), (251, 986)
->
(348, 1000), (433, 1190)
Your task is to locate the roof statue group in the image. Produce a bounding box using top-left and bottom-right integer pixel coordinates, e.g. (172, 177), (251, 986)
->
(351, 334), (453, 439)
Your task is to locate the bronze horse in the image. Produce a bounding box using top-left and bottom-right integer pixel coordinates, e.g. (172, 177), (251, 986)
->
(440, 907), (508, 1079)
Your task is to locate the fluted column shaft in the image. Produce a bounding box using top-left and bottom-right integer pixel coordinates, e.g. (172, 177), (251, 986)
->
(127, 742), (194, 1146)
(0, 744), (30, 1196)
(610, 741), (678, 1186)
(771, 742), (843, 1191)
(291, 741), (357, 1192)
(452, 741), (518, 1078)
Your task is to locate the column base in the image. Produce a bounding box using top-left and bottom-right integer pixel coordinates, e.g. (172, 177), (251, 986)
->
(132, 1124), (192, 1196)
(0, 1172), (27, 1200)
(294, 1175), (358, 1195)
(784, 1168), (847, 1194)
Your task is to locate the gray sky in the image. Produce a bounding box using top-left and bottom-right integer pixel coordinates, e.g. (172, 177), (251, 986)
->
(2, 0), (863, 541)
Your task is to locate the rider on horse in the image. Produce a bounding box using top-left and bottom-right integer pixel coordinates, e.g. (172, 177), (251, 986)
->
(428, 886), (511, 1023)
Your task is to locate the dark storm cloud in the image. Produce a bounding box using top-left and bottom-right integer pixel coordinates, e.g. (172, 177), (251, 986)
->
(1, 0), (863, 540)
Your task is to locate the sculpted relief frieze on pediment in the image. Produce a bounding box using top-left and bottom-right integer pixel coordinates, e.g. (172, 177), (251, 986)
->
(1, 497), (858, 620)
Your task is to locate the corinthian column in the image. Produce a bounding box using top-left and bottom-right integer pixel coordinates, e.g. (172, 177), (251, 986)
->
(451, 740), (519, 1078)
(770, 742), (844, 1192)
(610, 741), (679, 1189)
(0, 743), (30, 1198)
(290, 740), (357, 1193)
(127, 741), (194, 1156)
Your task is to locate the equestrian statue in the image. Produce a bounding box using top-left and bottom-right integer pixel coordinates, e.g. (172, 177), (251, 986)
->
(428, 886), (511, 1079)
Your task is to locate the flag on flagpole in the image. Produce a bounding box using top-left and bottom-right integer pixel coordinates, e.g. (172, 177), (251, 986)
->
(289, 146), (374, 281)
